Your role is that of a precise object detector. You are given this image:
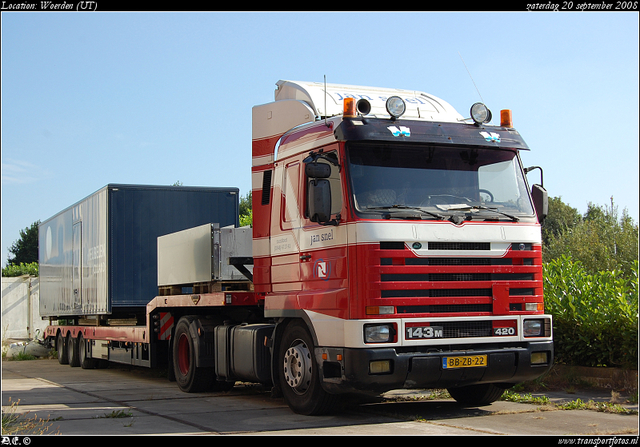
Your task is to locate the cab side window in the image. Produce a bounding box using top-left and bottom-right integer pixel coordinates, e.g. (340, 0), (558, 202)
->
(305, 151), (342, 223)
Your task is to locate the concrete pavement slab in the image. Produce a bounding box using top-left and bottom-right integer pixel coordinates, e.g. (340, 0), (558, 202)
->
(432, 409), (639, 436)
(3, 359), (638, 436)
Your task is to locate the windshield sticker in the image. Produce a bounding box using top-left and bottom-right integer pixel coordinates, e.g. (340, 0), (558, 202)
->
(480, 131), (501, 143)
(388, 125), (411, 137)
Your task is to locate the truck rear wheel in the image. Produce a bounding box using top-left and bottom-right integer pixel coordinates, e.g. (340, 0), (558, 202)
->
(172, 316), (214, 393)
(67, 333), (81, 367)
(79, 333), (98, 369)
(447, 383), (506, 406)
(277, 320), (337, 415)
(57, 331), (69, 365)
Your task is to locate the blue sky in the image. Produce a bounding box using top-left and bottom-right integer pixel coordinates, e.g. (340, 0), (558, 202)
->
(1, 12), (638, 267)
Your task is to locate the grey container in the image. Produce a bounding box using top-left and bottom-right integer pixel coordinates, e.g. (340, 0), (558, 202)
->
(38, 184), (239, 318)
(157, 223), (252, 287)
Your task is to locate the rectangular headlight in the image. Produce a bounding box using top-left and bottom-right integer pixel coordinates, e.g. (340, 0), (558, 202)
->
(523, 319), (543, 337)
(364, 324), (395, 343)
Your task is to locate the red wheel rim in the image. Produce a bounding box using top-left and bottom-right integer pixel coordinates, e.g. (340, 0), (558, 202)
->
(177, 333), (190, 376)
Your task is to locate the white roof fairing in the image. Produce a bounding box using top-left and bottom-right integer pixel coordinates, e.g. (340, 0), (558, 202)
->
(275, 80), (465, 123)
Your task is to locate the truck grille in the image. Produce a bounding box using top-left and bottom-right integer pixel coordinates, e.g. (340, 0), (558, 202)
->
(364, 241), (543, 317)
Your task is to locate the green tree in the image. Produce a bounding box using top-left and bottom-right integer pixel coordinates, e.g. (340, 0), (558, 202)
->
(2, 262), (39, 277)
(239, 191), (252, 227)
(543, 197), (638, 279)
(7, 221), (40, 266)
(541, 196), (582, 246)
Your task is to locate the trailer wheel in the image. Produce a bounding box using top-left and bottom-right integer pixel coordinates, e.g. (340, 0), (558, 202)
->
(67, 332), (81, 367)
(277, 320), (337, 415)
(172, 317), (213, 393)
(447, 383), (506, 406)
(57, 331), (69, 365)
(79, 333), (97, 369)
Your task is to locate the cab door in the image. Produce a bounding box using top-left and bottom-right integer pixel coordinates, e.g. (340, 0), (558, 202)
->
(298, 147), (349, 318)
(269, 160), (303, 292)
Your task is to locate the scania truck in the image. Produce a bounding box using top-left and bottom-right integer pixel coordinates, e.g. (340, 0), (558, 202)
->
(40, 80), (552, 415)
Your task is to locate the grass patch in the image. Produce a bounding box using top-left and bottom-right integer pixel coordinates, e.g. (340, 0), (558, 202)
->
(99, 409), (133, 418)
(556, 398), (637, 415)
(500, 391), (637, 415)
(1, 398), (60, 435)
(501, 390), (551, 405)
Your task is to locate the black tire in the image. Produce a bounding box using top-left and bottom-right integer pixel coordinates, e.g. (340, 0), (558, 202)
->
(67, 333), (81, 367)
(172, 316), (214, 393)
(79, 333), (98, 369)
(57, 331), (69, 365)
(448, 383), (506, 406)
(277, 320), (338, 415)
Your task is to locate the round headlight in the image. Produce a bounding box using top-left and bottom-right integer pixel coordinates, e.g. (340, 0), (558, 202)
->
(470, 102), (492, 124)
(386, 96), (406, 119)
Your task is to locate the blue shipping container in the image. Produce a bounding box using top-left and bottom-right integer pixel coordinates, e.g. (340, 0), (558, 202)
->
(38, 184), (239, 317)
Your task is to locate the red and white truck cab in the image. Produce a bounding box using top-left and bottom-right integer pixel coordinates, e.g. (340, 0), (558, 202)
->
(251, 80), (552, 413)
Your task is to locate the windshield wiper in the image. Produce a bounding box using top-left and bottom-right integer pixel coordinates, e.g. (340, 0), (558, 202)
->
(363, 205), (446, 220)
(448, 205), (520, 222)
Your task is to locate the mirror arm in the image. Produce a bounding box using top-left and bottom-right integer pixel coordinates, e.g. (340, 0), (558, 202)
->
(524, 166), (544, 188)
(304, 150), (341, 171)
(320, 214), (341, 226)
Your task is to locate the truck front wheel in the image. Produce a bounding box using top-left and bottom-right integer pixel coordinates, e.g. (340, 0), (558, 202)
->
(172, 316), (213, 393)
(277, 320), (337, 415)
(447, 383), (506, 406)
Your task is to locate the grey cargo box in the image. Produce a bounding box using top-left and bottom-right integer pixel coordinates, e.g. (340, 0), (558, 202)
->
(38, 184), (239, 318)
(157, 224), (252, 287)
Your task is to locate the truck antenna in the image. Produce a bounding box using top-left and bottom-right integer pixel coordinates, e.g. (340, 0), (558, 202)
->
(324, 75), (329, 127)
(458, 52), (485, 104)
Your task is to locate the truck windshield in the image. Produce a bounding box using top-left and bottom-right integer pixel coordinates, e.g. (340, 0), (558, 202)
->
(346, 143), (535, 221)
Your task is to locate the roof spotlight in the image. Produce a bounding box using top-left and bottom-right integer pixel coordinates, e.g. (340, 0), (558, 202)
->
(356, 98), (371, 116)
(386, 96), (406, 119)
(470, 102), (492, 124)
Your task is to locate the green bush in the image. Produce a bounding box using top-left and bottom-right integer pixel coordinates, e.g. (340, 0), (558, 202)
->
(544, 256), (638, 368)
(2, 262), (39, 277)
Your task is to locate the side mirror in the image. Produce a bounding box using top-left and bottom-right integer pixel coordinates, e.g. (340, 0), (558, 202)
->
(531, 184), (548, 224)
(305, 162), (331, 179)
(308, 179), (332, 224)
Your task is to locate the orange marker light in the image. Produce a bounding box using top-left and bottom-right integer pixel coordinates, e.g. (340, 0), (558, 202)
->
(500, 109), (513, 128)
(343, 97), (356, 117)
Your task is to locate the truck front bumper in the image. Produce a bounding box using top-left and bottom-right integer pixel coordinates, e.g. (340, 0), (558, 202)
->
(317, 341), (554, 394)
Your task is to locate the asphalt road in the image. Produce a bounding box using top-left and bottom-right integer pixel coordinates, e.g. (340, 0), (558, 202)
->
(2, 358), (638, 436)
